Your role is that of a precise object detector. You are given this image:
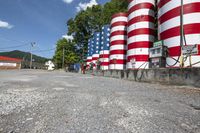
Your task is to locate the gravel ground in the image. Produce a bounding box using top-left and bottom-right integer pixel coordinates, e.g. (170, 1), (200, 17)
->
(0, 70), (200, 133)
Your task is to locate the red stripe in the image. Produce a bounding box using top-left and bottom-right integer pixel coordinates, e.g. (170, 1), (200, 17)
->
(87, 59), (92, 62)
(101, 62), (109, 66)
(128, 3), (154, 15)
(128, 15), (155, 26)
(127, 55), (149, 62)
(128, 28), (155, 37)
(128, 41), (153, 49)
(157, 0), (171, 9)
(160, 23), (200, 40)
(168, 46), (181, 56)
(110, 31), (127, 37)
(110, 50), (126, 55)
(92, 57), (99, 61)
(110, 40), (127, 46)
(159, 3), (200, 25)
(112, 13), (128, 19)
(109, 59), (126, 64)
(111, 22), (127, 27)
(99, 54), (109, 58)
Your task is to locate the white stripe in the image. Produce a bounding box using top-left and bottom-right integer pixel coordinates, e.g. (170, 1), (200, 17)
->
(127, 49), (135, 56)
(128, 22), (155, 33)
(109, 55), (126, 60)
(109, 64), (126, 70)
(127, 48), (149, 56)
(163, 34), (200, 48)
(92, 54), (99, 58)
(99, 50), (109, 55)
(128, 0), (155, 10)
(128, 9), (154, 21)
(128, 35), (154, 44)
(110, 35), (127, 42)
(101, 66), (109, 70)
(111, 16), (127, 24)
(126, 62), (149, 69)
(159, 13), (200, 33)
(111, 26), (127, 33)
(100, 58), (109, 62)
(110, 45), (126, 51)
(87, 57), (92, 60)
(158, 0), (200, 18)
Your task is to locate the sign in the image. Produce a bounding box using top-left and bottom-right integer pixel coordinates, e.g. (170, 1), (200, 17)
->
(182, 45), (198, 55)
(130, 58), (136, 68)
(153, 40), (163, 47)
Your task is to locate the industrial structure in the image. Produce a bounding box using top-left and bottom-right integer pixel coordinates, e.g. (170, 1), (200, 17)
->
(86, 0), (200, 71)
(109, 13), (127, 70)
(127, 0), (155, 69)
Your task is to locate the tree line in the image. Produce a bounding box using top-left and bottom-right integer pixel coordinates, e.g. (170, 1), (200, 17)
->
(53, 0), (128, 68)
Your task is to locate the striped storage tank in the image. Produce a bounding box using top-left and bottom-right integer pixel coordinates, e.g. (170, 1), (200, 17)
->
(109, 13), (128, 70)
(86, 38), (93, 68)
(127, 0), (155, 69)
(99, 25), (111, 70)
(158, 0), (200, 67)
(92, 32), (101, 68)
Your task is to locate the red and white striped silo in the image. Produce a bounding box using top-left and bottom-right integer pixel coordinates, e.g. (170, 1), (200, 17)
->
(127, 0), (155, 69)
(109, 13), (128, 70)
(158, 0), (200, 67)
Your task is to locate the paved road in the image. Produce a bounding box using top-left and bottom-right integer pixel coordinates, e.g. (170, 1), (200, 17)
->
(0, 70), (200, 133)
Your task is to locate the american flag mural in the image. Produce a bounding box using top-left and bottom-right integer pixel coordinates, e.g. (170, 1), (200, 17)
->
(86, 38), (93, 68)
(92, 32), (101, 68)
(158, 0), (200, 67)
(100, 25), (111, 70)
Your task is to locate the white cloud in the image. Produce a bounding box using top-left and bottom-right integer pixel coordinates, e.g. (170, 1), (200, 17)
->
(62, 0), (74, 4)
(0, 20), (13, 29)
(62, 35), (74, 40)
(76, 0), (98, 12)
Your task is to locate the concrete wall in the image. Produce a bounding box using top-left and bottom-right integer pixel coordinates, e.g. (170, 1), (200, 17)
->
(88, 68), (200, 88)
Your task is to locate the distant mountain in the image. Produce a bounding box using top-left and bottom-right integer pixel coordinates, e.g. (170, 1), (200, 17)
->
(0, 50), (49, 63)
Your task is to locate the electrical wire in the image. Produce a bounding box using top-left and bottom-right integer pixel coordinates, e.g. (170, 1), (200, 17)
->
(0, 43), (30, 50)
(32, 48), (56, 53)
(0, 36), (31, 50)
(165, 1), (185, 67)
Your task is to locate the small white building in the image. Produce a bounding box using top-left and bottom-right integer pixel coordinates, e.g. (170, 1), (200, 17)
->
(45, 60), (55, 71)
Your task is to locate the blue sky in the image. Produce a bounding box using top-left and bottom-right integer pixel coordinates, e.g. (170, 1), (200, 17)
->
(0, 0), (109, 58)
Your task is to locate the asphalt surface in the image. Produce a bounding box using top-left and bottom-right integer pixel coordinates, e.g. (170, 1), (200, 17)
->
(0, 70), (200, 133)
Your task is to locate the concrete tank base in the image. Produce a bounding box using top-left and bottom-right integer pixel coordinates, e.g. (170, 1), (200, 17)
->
(87, 68), (200, 88)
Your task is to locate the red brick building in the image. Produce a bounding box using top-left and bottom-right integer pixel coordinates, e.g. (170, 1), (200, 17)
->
(0, 56), (22, 70)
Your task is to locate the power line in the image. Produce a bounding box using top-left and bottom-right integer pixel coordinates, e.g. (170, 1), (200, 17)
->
(32, 48), (56, 53)
(0, 36), (31, 50)
(0, 43), (30, 50)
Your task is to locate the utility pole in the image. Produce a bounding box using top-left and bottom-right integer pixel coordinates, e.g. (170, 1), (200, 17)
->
(62, 46), (65, 69)
(30, 42), (35, 69)
(180, 0), (184, 67)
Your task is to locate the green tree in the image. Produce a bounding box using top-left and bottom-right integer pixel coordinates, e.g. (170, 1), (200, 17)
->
(53, 38), (79, 69)
(66, 0), (128, 60)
